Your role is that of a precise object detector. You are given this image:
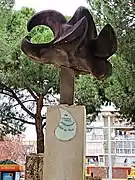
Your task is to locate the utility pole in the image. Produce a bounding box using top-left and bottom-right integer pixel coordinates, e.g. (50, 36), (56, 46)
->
(108, 115), (112, 180)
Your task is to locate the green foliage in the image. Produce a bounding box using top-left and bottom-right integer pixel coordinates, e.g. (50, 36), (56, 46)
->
(85, 0), (135, 119)
(0, 98), (25, 137)
(2, 7), (59, 93)
(75, 75), (101, 114)
(0, 0), (27, 136)
(2, 0), (134, 140)
(105, 56), (135, 119)
(0, 0), (14, 10)
(31, 26), (54, 44)
(0, 6), (60, 139)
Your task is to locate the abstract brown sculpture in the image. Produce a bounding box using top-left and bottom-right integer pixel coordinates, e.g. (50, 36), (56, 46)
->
(21, 6), (117, 105)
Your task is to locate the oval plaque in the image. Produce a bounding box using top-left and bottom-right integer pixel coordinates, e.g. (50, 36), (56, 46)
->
(55, 108), (77, 141)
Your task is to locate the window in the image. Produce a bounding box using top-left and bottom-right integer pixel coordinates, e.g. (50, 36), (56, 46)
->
(99, 156), (104, 163)
(116, 149), (119, 153)
(132, 142), (135, 148)
(127, 149), (131, 154)
(116, 141), (123, 148)
(115, 140), (135, 154)
(120, 149), (124, 153)
(124, 141), (131, 148)
(124, 149), (131, 154)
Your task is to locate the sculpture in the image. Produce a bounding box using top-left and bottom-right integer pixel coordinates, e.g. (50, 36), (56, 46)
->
(21, 6), (117, 105)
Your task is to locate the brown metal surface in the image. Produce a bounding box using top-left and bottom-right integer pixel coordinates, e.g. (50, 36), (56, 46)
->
(60, 66), (75, 105)
(21, 6), (117, 105)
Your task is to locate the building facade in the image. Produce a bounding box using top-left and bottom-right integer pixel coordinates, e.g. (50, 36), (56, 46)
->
(86, 106), (135, 167)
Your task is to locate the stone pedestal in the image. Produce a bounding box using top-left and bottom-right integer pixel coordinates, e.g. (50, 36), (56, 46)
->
(43, 105), (86, 180)
(25, 153), (43, 180)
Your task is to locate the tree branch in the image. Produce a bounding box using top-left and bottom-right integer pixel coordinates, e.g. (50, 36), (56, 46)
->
(50, 93), (60, 102)
(11, 100), (36, 108)
(2, 116), (35, 125)
(0, 122), (21, 133)
(0, 83), (35, 119)
(43, 84), (51, 96)
(0, 90), (13, 98)
(42, 116), (46, 120)
(9, 116), (35, 125)
(42, 122), (46, 128)
(27, 87), (38, 100)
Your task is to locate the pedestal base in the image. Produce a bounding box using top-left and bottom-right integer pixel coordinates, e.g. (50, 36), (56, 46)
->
(25, 153), (43, 180)
(43, 105), (86, 180)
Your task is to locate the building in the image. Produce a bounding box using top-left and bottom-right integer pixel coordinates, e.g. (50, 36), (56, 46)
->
(22, 140), (37, 156)
(86, 105), (135, 167)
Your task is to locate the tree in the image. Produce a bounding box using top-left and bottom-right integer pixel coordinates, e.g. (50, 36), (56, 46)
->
(0, 7), (59, 153)
(0, 4), (117, 154)
(81, 0), (135, 120)
(0, 135), (25, 163)
(0, 0), (14, 10)
(0, 0), (27, 137)
(75, 75), (103, 115)
(1, 6), (104, 153)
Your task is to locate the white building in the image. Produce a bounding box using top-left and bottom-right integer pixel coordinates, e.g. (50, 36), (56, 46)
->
(86, 105), (135, 167)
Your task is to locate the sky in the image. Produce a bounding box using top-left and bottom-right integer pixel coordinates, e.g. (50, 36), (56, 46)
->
(14, 0), (88, 16)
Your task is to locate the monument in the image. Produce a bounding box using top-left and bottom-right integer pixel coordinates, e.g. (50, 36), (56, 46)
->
(21, 6), (117, 180)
